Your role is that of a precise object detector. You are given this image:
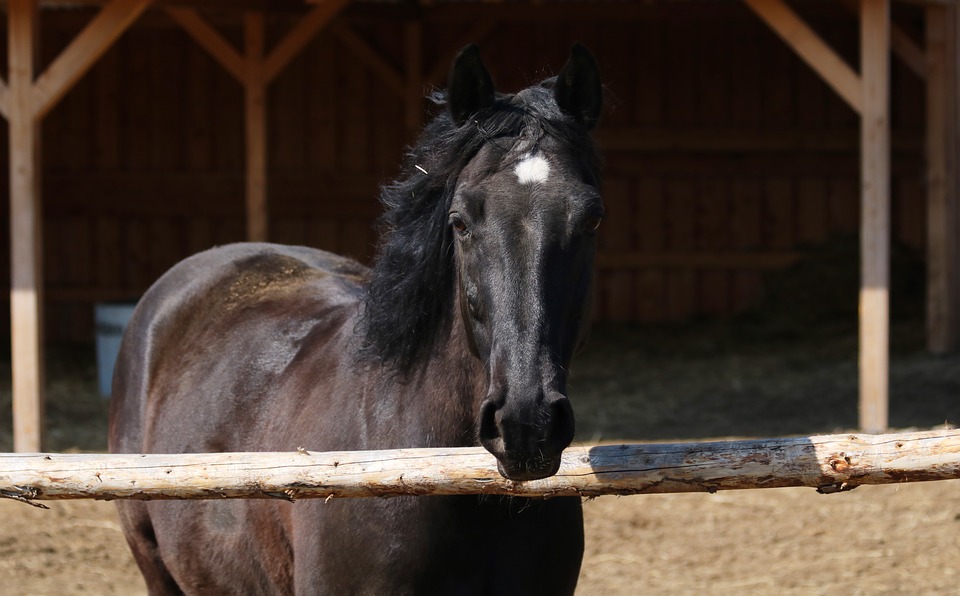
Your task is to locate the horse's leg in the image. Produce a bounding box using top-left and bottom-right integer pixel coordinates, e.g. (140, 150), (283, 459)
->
(115, 502), (183, 595)
(488, 497), (584, 596)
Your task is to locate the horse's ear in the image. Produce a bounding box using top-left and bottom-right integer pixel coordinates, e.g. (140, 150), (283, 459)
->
(554, 43), (602, 129)
(448, 44), (495, 126)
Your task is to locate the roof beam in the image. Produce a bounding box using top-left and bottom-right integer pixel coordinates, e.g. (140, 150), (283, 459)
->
(264, 0), (352, 84)
(32, 0), (152, 120)
(164, 7), (246, 83)
(744, 0), (863, 115)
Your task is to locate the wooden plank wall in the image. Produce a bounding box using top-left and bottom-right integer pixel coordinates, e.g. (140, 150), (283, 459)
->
(0, 1), (926, 343)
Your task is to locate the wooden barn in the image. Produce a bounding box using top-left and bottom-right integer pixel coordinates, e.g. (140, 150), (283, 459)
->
(1, 0), (957, 450)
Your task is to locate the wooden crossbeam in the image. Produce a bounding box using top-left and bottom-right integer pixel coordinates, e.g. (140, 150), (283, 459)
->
(164, 7), (246, 83)
(744, 0), (863, 114)
(263, 0), (352, 84)
(838, 0), (926, 80)
(336, 26), (405, 96)
(167, 3), (350, 242)
(32, 0), (152, 120)
(2, 429), (959, 504)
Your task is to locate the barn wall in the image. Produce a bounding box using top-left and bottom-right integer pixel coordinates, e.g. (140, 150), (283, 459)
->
(0, 1), (927, 343)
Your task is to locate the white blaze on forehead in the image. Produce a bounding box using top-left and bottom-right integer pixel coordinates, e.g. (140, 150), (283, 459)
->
(514, 154), (551, 185)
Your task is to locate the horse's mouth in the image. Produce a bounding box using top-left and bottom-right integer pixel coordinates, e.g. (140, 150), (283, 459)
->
(495, 455), (563, 482)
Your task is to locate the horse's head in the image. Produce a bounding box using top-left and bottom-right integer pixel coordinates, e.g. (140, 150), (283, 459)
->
(447, 45), (603, 481)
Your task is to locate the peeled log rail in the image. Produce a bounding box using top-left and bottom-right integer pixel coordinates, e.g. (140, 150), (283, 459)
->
(1, 429), (959, 506)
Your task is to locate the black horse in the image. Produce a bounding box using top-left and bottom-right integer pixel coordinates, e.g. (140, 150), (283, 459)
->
(109, 43), (603, 595)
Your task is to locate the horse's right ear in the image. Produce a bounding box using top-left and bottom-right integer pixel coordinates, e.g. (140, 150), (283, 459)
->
(554, 43), (602, 129)
(448, 44), (495, 126)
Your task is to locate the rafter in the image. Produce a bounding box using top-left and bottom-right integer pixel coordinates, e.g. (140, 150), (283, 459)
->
(744, 0), (863, 115)
(164, 7), (246, 83)
(32, 0), (152, 120)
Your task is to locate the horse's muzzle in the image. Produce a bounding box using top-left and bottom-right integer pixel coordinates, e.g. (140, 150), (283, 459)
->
(479, 392), (575, 481)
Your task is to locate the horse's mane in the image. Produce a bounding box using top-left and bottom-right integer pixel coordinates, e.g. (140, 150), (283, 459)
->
(357, 80), (602, 376)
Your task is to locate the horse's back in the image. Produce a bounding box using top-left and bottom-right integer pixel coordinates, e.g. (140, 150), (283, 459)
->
(108, 243), (368, 593)
(109, 242), (365, 454)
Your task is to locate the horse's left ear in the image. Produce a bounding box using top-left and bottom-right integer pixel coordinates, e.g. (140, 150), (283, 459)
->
(554, 43), (602, 129)
(448, 44), (496, 127)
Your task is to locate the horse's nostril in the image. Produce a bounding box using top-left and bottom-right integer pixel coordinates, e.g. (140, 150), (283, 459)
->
(546, 396), (575, 449)
(478, 399), (504, 453)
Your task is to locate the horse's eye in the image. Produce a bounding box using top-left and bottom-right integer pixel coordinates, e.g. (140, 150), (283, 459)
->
(583, 216), (603, 233)
(450, 214), (469, 235)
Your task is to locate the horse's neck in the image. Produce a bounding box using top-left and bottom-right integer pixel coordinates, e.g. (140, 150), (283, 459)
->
(407, 321), (486, 447)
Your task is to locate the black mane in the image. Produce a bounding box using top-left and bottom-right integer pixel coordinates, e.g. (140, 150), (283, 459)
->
(357, 81), (602, 375)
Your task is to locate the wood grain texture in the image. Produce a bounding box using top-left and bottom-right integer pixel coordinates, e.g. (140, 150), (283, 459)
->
(2, 429), (958, 503)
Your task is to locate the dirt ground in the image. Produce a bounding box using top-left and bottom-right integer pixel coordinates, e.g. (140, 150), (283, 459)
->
(1, 240), (959, 594)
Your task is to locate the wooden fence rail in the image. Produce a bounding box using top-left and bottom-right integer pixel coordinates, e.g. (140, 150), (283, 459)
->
(2, 429), (959, 507)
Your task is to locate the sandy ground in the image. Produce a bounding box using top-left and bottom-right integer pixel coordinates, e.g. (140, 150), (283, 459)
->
(2, 480), (958, 595)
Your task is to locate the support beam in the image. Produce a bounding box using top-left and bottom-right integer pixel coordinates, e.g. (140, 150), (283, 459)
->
(168, 4), (351, 241)
(925, 5), (960, 354)
(838, 0), (927, 80)
(32, 0), (152, 120)
(263, 0), (352, 84)
(859, 0), (891, 434)
(336, 26), (404, 97)
(744, 0), (863, 114)
(6, 0), (151, 452)
(9, 0), (43, 454)
(244, 11), (268, 242)
(164, 7), (246, 83)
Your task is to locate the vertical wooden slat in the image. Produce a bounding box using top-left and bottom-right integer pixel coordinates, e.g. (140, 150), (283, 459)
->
(244, 11), (268, 242)
(404, 21), (423, 138)
(925, 4), (959, 354)
(308, 34), (336, 171)
(859, 0), (890, 434)
(600, 177), (635, 319)
(731, 179), (764, 311)
(797, 178), (828, 245)
(9, 0), (43, 452)
(764, 177), (794, 249)
(94, 45), (120, 170)
(635, 177), (665, 321)
(699, 178), (730, 315)
(665, 179), (697, 320)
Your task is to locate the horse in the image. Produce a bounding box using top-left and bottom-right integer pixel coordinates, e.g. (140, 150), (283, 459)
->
(109, 43), (604, 595)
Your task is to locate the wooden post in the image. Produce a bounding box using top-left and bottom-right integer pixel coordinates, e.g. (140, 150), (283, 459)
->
(5, 0), (151, 452)
(244, 12), (268, 243)
(169, 3), (352, 243)
(925, 5), (960, 354)
(859, 0), (891, 434)
(9, 0), (43, 453)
